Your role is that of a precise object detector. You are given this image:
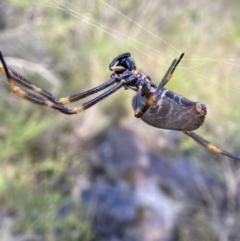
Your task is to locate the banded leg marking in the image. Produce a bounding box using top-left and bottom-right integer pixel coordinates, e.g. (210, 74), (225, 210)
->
(0, 52), (123, 114)
(183, 131), (240, 161)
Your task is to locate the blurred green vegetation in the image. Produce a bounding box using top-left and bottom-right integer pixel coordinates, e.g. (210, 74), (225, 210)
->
(1, 0), (240, 240)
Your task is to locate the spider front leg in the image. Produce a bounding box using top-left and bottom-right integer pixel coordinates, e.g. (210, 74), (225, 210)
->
(0, 52), (74, 114)
(69, 70), (140, 113)
(0, 51), (120, 99)
(0, 51), (129, 114)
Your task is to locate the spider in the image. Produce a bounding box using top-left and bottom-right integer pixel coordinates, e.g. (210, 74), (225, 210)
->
(0, 51), (239, 161)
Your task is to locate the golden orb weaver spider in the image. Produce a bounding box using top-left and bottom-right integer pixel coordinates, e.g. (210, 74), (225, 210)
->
(0, 51), (239, 161)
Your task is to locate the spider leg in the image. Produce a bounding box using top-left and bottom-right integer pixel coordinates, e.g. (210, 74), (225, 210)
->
(133, 85), (143, 116)
(71, 81), (124, 114)
(0, 52), (75, 114)
(0, 52), (61, 103)
(0, 52), (119, 105)
(155, 52), (184, 93)
(135, 54), (184, 118)
(183, 131), (240, 161)
(0, 51), (125, 114)
(58, 78), (117, 104)
(59, 70), (135, 113)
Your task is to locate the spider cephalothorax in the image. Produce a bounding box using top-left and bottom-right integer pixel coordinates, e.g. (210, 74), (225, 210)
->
(109, 52), (156, 98)
(0, 51), (239, 161)
(109, 52), (136, 72)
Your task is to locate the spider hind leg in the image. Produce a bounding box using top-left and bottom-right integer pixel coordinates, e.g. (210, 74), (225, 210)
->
(183, 131), (240, 161)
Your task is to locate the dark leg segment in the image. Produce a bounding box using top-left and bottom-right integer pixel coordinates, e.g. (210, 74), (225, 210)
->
(170, 52), (184, 76)
(9, 70), (60, 103)
(0, 52), (118, 105)
(183, 131), (240, 161)
(0, 52), (74, 114)
(135, 53), (184, 118)
(155, 52), (184, 94)
(133, 85), (142, 117)
(72, 81), (124, 113)
(0, 51), (124, 115)
(59, 78), (117, 104)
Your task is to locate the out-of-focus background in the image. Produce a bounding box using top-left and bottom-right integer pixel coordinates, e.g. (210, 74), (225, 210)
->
(1, 0), (240, 240)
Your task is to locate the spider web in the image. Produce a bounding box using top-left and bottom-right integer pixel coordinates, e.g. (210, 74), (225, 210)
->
(6, 0), (240, 135)
(1, 0), (240, 240)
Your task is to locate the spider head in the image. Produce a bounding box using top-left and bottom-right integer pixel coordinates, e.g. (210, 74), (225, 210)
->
(109, 53), (136, 72)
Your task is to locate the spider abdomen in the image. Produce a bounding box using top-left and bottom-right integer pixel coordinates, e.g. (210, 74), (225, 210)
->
(132, 90), (207, 131)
